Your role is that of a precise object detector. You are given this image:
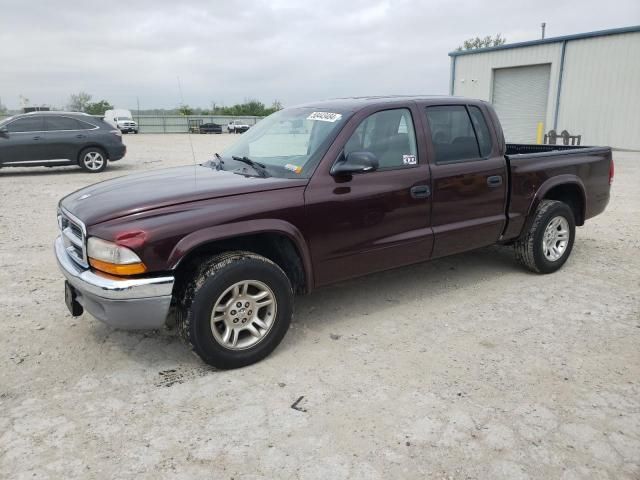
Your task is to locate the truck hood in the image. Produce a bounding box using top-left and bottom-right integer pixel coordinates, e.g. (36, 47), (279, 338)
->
(61, 165), (308, 225)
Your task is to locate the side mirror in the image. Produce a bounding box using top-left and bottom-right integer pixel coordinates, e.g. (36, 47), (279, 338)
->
(331, 151), (379, 176)
(0, 126), (8, 138)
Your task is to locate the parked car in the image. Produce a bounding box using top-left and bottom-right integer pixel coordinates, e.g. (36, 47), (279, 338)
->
(199, 122), (223, 134)
(0, 111), (126, 172)
(55, 96), (613, 368)
(227, 119), (250, 134)
(104, 109), (138, 134)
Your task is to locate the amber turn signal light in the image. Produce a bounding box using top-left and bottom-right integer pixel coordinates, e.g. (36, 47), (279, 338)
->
(89, 257), (147, 276)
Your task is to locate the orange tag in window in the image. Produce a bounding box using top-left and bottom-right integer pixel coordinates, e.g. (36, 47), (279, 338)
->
(285, 164), (303, 174)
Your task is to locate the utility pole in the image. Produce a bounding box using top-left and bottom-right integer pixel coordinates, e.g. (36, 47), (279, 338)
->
(541, 22), (546, 39)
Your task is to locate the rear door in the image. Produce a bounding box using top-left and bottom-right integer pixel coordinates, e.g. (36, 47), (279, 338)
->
(0, 116), (46, 165)
(424, 104), (507, 258)
(43, 115), (88, 161)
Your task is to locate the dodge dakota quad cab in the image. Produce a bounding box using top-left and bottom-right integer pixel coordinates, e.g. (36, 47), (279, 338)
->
(55, 96), (613, 369)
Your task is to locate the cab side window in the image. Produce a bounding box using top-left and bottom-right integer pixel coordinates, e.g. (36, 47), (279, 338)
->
(426, 105), (490, 164)
(344, 108), (418, 169)
(6, 116), (44, 133)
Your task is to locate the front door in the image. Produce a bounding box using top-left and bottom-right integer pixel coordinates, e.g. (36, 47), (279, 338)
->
(424, 104), (507, 258)
(305, 106), (433, 287)
(0, 116), (46, 166)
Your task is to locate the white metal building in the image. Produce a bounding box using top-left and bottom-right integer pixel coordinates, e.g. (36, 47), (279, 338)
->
(449, 25), (640, 150)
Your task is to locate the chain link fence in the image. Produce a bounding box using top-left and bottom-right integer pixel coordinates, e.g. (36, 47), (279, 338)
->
(0, 114), (263, 133)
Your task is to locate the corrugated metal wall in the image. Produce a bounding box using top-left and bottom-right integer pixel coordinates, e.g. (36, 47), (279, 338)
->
(452, 43), (562, 134)
(557, 32), (640, 150)
(451, 30), (640, 149)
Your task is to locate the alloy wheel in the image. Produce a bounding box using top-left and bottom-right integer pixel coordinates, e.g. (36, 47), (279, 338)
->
(542, 215), (570, 261)
(210, 280), (277, 350)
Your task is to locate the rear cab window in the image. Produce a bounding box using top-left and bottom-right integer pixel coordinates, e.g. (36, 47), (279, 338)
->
(468, 106), (493, 157)
(425, 105), (493, 163)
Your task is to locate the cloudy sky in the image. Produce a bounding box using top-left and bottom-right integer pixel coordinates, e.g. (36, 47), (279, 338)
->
(1, 0), (638, 110)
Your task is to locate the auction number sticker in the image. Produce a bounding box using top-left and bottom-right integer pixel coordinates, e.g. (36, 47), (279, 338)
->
(403, 154), (417, 165)
(307, 112), (342, 122)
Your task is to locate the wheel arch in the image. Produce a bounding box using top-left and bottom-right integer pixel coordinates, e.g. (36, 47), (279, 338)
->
(77, 144), (109, 163)
(170, 220), (313, 295)
(529, 175), (586, 226)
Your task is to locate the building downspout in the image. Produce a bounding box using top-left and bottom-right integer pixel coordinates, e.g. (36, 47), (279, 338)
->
(449, 56), (456, 95)
(553, 40), (567, 130)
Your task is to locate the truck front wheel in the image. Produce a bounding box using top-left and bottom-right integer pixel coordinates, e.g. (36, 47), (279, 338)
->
(176, 251), (293, 369)
(514, 200), (576, 274)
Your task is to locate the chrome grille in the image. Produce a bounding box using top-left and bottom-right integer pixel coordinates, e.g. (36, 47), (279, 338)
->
(58, 208), (88, 268)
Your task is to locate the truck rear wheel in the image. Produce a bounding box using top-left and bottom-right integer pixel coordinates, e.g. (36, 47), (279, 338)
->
(176, 251), (293, 369)
(514, 200), (576, 274)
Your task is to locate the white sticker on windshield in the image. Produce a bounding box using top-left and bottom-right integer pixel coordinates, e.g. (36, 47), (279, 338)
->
(403, 155), (417, 165)
(307, 112), (342, 123)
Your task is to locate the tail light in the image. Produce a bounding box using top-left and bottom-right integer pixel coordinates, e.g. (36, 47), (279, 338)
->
(609, 159), (615, 185)
(110, 129), (122, 138)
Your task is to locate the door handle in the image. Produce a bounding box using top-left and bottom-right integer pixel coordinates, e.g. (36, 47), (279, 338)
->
(32, 136), (41, 140)
(487, 175), (503, 187)
(76, 134), (86, 139)
(410, 185), (431, 199)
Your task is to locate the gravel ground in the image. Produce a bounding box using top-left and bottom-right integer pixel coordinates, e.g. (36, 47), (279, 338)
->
(1, 134), (638, 479)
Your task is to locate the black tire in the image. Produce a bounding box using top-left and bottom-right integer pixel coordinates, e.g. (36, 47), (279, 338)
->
(134, 130), (139, 134)
(176, 251), (293, 369)
(514, 200), (576, 274)
(78, 147), (108, 173)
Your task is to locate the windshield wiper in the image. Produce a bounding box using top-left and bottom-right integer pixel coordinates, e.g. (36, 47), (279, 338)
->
(204, 153), (225, 171)
(231, 156), (270, 178)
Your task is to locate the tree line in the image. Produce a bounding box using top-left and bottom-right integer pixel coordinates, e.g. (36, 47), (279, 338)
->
(456, 34), (506, 51)
(178, 99), (283, 117)
(1, 92), (284, 117)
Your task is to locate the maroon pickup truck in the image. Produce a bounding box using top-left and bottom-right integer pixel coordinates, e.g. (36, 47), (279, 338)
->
(55, 96), (613, 368)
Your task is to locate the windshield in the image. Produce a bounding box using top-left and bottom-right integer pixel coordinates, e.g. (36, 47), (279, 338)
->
(221, 107), (348, 178)
(0, 116), (15, 126)
(117, 116), (132, 121)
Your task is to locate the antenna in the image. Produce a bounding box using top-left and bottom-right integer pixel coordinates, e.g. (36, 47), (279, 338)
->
(177, 76), (197, 166)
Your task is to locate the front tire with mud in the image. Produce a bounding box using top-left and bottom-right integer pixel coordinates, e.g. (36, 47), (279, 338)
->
(514, 200), (576, 274)
(176, 252), (293, 369)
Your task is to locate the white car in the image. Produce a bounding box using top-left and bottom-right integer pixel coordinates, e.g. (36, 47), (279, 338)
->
(104, 109), (138, 134)
(227, 120), (250, 134)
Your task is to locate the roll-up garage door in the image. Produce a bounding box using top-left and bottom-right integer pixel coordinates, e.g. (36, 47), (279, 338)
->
(492, 64), (551, 143)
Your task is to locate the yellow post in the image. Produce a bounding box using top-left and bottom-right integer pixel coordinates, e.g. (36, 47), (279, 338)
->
(536, 122), (544, 144)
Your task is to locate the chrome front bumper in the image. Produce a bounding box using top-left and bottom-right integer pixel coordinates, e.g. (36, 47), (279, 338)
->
(55, 236), (175, 329)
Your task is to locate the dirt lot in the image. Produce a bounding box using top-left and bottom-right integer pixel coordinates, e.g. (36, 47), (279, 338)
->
(0, 134), (638, 479)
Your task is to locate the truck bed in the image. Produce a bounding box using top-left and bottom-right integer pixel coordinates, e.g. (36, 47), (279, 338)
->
(502, 143), (612, 242)
(507, 143), (597, 156)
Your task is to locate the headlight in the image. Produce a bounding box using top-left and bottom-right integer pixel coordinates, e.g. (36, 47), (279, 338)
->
(87, 237), (146, 275)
